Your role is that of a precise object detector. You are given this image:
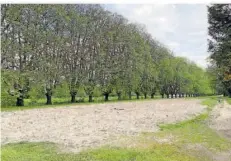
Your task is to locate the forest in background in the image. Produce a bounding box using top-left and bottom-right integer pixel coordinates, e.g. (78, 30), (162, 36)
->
(1, 4), (226, 107)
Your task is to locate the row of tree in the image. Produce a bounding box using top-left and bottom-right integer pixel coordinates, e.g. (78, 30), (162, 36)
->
(207, 4), (231, 97)
(1, 4), (213, 107)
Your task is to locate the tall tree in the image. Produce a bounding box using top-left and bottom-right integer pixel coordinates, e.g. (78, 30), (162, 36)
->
(208, 4), (231, 97)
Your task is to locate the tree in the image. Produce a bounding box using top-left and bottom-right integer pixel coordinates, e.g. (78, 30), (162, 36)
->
(208, 4), (231, 97)
(1, 4), (213, 107)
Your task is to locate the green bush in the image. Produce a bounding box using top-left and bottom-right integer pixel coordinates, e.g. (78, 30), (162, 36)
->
(53, 82), (69, 98)
(93, 87), (101, 97)
(28, 85), (44, 105)
(77, 86), (86, 102)
(1, 91), (17, 107)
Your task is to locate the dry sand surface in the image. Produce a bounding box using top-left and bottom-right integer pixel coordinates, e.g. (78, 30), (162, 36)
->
(1, 99), (206, 152)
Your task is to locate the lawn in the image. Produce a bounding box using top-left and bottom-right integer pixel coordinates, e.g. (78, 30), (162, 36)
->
(1, 95), (220, 112)
(2, 142), (200, 161)
(1, 95), (162, 111)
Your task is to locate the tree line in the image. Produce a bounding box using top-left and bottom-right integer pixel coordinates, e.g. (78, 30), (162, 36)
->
(1, 4), (213, 107)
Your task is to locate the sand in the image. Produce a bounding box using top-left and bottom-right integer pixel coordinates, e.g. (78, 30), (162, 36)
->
(1, 99), (206, 152)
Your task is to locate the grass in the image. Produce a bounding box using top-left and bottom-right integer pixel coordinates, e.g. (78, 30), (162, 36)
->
(1, 95), (163, 111)
(157, 97), (231, 152)
(1, 142), (202, 161)
(201, 96), (220, 111)
(1, 95), (221, 112)
(2, 97), (231, 161)
(157, 117), (231, 152)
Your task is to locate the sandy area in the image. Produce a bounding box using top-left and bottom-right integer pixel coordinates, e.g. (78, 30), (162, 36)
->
(1, 99), (206, 152)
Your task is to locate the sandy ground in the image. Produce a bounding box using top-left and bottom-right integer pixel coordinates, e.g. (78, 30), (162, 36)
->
(1, 99), (206, 152)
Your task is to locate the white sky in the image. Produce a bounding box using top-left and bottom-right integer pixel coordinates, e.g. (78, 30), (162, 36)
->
(104, 4), (209, 68)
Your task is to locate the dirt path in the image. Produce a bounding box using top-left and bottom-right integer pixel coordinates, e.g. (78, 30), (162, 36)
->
(1, 99), (206, 152)
(197, 101), (231, 161)
(209, 101), (231, 140)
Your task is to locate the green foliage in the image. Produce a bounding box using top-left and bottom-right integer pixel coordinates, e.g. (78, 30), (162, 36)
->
(28, 85), (44, 105)
(1, 90), (17, 107)
(77, 86), (86, 98)
(53, 82), (69, 98)
(92, 87), (102, 97)
(1, 4), (215, 107)
(208, 4), (231, 96)
(1, 70), (17, 107)
(158, 57), (213, 97)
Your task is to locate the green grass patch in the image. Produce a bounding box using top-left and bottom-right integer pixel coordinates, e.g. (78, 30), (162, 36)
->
(157, 122), (231, 152)
(156, 97), (231, 152)
(201, 96), (220, 111)
(1, 142), (203, 161)
(158, 113), (208, 131)
(1, 95), (220, 112)
(1, 95), (162, 112)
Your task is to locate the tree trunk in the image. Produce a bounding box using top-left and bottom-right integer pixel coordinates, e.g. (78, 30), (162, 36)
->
(89, 95), (93, 102)
(186, 94), (188, 97)
(104, 93), (109, 101)
(46, 89), (52, 105)
(46, 94), (52, 105)
(228, 89), (231, 98)
(182, 93), (184, 97)
(16, 90), (24, 106)
(144, 93), (147, 99)
(151, 93), (155, 98)
(128, 92), (132, 100)
(171, 94), (173, 98)
(117, 92), (121, 100)
(161, 94), (164, 98)
(167, 94), (169, 98)
(179, 93), (182, 98)
(16, 97), (24, 106)
(71, 93), (76, 103)
(135, 92), (140, 99)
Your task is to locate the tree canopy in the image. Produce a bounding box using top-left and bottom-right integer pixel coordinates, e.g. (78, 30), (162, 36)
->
(208, 4), (231, 97)
(1, 4), (213, 106)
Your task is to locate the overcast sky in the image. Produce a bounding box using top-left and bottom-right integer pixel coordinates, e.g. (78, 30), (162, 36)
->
(104, 4), (209, 68)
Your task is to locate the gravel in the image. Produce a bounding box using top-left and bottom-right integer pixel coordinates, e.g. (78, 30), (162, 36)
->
(1, 99), (206, 152)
